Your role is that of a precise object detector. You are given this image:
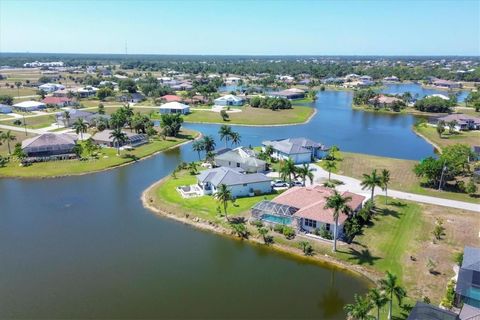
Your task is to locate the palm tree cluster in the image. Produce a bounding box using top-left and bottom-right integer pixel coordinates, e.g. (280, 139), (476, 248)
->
(192, 135), (216, 161)
(0, 130), (17, 154)
(361, 169), (391, 203)
(278, 159), (314, 186)
(218, 125), (241, 148)
(344, 271), (406, 320)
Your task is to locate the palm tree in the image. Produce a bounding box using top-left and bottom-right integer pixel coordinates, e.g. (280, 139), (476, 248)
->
(361, 169), (382, 202)
(202, 135), (216, 153)
(328, 145), (340, 160)
(344, 294), (375, 320)
(0, 130), (16, 154)
(109, 128), (128, 155)
(296, 164), (313, 186)
(324, 190), (351, 252)
(63, 110), (71, 127)
(218, 125), (232, 148)
(379, 271), (407, 320)
(213, 184), (232, 221)
(192, 140), (204, 161)
(324, 160), (337, 181)
(230, 131), (241, 147)
(258, 227), (269, 244)
(368, 288), (388, 320)
(72, 118), (88, 140)
(279, 158), (296, 183)
(380, 169), (391, 205)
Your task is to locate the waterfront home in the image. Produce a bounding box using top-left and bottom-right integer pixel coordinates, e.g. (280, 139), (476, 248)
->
(197, 166), (272, 198)
(13, 100), (47, 112)
(0, 104), (12, 114)
(159, 102), (190, 115)
(38, 83), (65, 93)
(214, 94), (245, 106)
(455, 246), (480, 309)
(383, 76), (400, 82)
(436, 114), (480, 131)
(368, 94), (404, 108)
(407, 302), (459, 320)
(268, 88), (305, 100)
(118, 92), (145, 103)
(77, 86), (99, 98)
(428, 93), (450, 100)
(42, 96), (74, 108)
(22, 133), (78, 162)
(161, 94), (182, 103)
(55, 109), (109, 127)
(262, 137), (328, 164)
(92, 129), (148, 148)
(214, 147), (267, 173)
(431, 78), (461, 89)
(251, 185), (365, 239)
(170, 81), (193, 91)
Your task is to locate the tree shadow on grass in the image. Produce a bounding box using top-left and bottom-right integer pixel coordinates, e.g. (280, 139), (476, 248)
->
(340, 248), (381, 266)
(379, 208), (401, 219)
(389, 200), (407, 207)
(122, 153), (139, 161)
(229, 216), (247, 224)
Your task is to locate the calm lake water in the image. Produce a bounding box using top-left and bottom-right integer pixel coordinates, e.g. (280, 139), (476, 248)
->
(0, 85), (437, 318)
(380, 82), (469, 102)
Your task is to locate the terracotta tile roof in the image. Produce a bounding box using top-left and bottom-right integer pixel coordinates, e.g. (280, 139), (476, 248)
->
(161, 95), (182, 102)
(42, 96), (72, 104)
(271, 185), (365, 225)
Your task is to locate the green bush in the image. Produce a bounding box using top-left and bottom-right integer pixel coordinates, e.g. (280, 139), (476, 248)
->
(282, 226), (295, 240)
(273, 224), (284, 233)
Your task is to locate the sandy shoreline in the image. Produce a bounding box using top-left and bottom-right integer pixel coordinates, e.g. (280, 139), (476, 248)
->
(141, 177), (378, 287)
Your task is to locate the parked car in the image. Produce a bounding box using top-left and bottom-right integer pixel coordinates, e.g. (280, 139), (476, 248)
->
(272, 180), (289, 188)
(290, 181), (304, 187)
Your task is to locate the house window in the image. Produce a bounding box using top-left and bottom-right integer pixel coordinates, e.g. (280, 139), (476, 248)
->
(304, 219), (317, 228)
(326, 223), (330, 231)
(236, 163), (240, 167)
(243, 183), (247, 187)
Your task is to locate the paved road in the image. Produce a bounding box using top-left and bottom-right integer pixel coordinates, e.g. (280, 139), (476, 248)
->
(309, 164), (480, 213)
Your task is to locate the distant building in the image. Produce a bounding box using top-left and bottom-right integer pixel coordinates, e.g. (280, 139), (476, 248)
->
(431, 78), (461, 89)
(91, 129), (148, 148)
(159, 102), (190, 115)
(42, 96), (74, 107)
(55, 109), (109, 127)
(384, 76), (400, 82)
(38, 83), (65, 93)
(117, 92), (145, 103)
(0, 104), (12, 114)
(23, 61), (64, 68)
(268, 88), (305, 100)
(368, 95), (404, 108)
(407, 301), (458, 320)
(13, 101), (46, 112)
(214, 94), (245, 106)
(262, 137), (328, 164)
(161, 95), (182, 103)
(436, 114), (480, 131)
(77, 86), (99, 98)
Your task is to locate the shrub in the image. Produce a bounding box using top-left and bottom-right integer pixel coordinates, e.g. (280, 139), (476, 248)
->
(453, 252), (464, 266)
(282, 226), (295, 239)
(273, 224), (284, 233)
(440, 280), (456, 309)
(316, 225), (333, 240)
(250, 220), (264, 228)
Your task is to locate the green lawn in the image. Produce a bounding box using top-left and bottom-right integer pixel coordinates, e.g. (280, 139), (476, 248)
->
(0, 87), (38, 97)
(182, 105), (314, 125)
(0, 114), (56, 129)
(0, 130), (198, 178)
(319, 151), (480, 204)
(414, 124), (480, 150)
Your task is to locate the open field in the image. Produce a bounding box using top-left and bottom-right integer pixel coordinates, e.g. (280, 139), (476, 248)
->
(414, 124), (480, 150)
(0, 114), (56, 129)
(0, 87), (38, 97)
(183, 105), (314, 125)
(0, 130), (198, 178)
(320, 151), (480, 203)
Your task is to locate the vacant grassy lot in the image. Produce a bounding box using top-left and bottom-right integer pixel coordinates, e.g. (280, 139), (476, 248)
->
(0, 130), (197, 178)
(152, 169), (278, 224)
(414, 124), (480, 150)
(320, 151), (479, 203)
(183, 105), (314, 125)
(0, 114), (56, 129)
(0, 87), (38, 97)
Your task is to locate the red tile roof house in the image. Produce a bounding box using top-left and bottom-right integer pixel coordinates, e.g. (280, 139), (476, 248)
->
(251, 185), (365, 240)
(42, 96), (74, 107)
(161, 94), (182, 103)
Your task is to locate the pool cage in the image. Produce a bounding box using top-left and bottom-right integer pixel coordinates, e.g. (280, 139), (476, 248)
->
(251, 200), (299, 227)
(455, 268), (480, 308)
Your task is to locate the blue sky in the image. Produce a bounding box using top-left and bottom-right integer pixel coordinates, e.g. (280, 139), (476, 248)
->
(1, 0), (479, 55)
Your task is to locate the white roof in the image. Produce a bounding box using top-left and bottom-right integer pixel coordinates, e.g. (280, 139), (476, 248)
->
(214, 94), (244, 102)
(13, 101), (46, 108)
(159, 102), (189, 110)
(428, 94), (450, 100)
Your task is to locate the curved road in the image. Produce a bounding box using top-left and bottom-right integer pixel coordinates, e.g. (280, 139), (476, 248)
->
(309, 164), (480, 213)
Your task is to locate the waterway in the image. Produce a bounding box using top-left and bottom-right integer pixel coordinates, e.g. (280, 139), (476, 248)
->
(0, 84), (442, 318)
